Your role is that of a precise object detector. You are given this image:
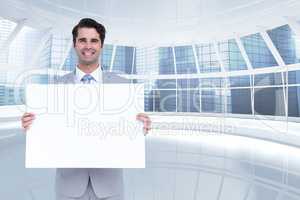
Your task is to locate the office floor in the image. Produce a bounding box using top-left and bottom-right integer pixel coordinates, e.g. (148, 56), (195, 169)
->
(1, 129), (300, 200)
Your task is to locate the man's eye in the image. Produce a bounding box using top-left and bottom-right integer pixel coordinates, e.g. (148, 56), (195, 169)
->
(78, 39), (86, 43)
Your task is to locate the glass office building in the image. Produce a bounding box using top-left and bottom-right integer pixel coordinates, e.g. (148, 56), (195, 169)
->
(1, 22), (300, 118)
(1, 0), (300, 199)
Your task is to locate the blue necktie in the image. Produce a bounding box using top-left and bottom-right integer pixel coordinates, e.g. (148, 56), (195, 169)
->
(81, 74), (94, 84)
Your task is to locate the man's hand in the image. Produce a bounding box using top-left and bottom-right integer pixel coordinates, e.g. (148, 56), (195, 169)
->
(136, 113), (151, 135)
(21, 112), (35, 132)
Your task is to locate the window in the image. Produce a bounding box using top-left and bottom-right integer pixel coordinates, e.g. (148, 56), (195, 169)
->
(174, 45), (197, 74)
(201, 89), (225, 113)
(241, 33), (278, 68)
(159, 47), (175, 74)
(227, 89), (252, 114)
(112, 46), (135, 74)
(254, 87), (285, 116)
(267, 24), (299, 65)
(197, 43), (221, 73)
(288, 86), (300, 117)
(218, 39), (247, 71)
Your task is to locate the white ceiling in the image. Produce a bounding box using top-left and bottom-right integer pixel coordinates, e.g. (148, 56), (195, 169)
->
(1, 0), (300, 46)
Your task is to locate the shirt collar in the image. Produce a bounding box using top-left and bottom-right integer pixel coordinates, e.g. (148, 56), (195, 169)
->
(75, 65), (102, 83)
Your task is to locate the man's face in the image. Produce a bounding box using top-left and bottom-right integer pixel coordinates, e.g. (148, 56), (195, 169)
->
(74, 27), (102, 66)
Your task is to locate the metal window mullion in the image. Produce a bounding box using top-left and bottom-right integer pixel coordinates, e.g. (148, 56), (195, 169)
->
(172, 46), (178, 112)
(176, 78), (178, 112)
(234, 34), (253, 70)
(282, 71), (288, 118)
(192, 44), (200, 74)
(199, 74), (202, 113)
(109, 45), (117, 72)
(131, 47), (136, 74)
(153, 81), (156, 112)
(282, 74), (287, 117)
(285, 67), (289, 121)
(199, 85), (202, 112)
(172, 46), (177, 74)
(213, 40), (226, 73)
(251, 74), (255, 115)
(213, 40), (228, 114)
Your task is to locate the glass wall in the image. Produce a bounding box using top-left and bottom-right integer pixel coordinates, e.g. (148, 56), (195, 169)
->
(228, 88), (252, 114)
(288, 86), (300, 117)
(159, 47), (175, 74)
(112, 46), (135, 74)
(288, 70), (300, 117)
(174, 45), (197, 74)
(196, 43), (221, 73)
(267, 24), (299, 65)
(135, 47), (159, 75)
(0, 18), (300, 121)
(241, 33), (278, 68)
(101, 44), (113, 71)
(218, 39), (247, 71)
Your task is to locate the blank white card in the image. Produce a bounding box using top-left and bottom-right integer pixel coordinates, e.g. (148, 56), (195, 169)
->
(25, 84), (145, 168)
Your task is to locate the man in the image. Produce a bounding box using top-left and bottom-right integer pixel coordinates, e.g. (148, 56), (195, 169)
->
(21, 18), (151, 200)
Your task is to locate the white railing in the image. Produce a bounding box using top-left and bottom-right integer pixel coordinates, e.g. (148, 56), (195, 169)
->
(1, 106), (300, 147)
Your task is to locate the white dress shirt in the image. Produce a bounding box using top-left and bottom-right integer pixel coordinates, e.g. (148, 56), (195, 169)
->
(75, 66), (103, 84)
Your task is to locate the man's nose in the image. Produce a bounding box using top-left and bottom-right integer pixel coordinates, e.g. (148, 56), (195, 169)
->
(84, 41), (93, 48)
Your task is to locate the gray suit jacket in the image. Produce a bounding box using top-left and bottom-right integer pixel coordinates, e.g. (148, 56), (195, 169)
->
(55, 70), (129, 198)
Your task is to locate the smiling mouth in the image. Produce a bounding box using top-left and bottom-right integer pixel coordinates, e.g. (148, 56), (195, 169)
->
(82, 51), (95, 56)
